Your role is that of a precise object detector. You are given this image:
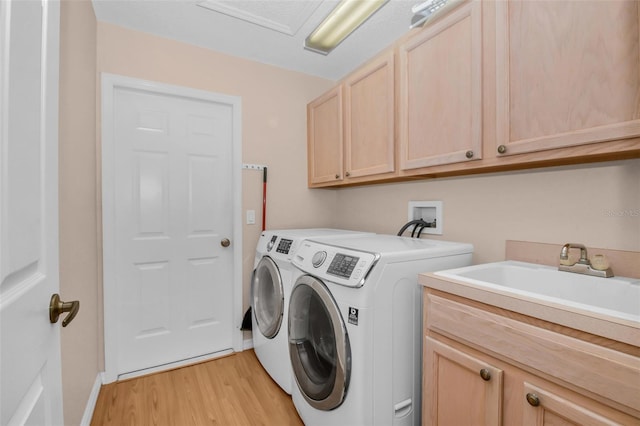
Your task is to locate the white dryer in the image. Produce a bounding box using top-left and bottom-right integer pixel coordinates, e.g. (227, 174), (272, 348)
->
(251, 228), (372, 395)
(288, 235), (473, 425)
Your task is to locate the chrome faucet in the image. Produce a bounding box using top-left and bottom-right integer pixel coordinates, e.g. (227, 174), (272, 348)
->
(560, 243), (589, 265)
(558, 243), (614, 278)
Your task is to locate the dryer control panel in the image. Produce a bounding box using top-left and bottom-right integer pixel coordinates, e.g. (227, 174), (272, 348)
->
(293, 240), (379, 288)
(262, 234), (298, 261)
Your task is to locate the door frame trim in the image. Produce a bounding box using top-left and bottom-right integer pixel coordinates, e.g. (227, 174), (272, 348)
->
(100, 73), (243, 383)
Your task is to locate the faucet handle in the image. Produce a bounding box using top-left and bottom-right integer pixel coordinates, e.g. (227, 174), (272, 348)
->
(590, 254), (610, 271)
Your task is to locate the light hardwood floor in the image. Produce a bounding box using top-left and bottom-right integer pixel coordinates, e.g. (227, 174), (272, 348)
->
(91, 350), (303, 425)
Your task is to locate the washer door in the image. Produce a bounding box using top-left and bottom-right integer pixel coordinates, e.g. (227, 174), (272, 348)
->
(288, 275), (350, 411)
(251, 256), (284, 338)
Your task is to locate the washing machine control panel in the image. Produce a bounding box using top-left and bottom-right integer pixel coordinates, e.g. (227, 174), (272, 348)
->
(327, 253), (359, 279)
(276, 238), (293, 254)
(294, 240), (379, 288)
(261, 234), (298, 261)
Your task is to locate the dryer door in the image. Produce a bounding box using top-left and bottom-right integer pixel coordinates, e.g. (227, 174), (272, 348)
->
(251, 256), (284, 338)
(288, 275), (350, 411)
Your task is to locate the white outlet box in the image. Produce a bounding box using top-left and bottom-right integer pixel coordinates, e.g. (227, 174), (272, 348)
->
(407, 201), (443, 235)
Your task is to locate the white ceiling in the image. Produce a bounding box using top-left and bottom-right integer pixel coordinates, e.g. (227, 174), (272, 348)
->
(91, 0), (417, 81)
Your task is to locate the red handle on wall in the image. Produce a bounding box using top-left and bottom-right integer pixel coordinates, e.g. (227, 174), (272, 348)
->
(262, 167), (267, 231)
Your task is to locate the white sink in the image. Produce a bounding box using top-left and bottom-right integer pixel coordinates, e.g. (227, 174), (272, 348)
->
(435, 260), (640, 322)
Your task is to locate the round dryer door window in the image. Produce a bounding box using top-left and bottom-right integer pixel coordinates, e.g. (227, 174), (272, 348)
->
(288, 275), (350, 411)
(252, 256), (284, 339)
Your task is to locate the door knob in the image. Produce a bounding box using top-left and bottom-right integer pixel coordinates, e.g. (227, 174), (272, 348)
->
(49, 294), (79, 327)
(221, 238), (231, 247)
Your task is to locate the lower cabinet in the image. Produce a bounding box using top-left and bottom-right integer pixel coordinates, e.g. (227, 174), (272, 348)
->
(422, 290), (640, 426)
(423, 337), (502, 425)
(521, 381), (630, 426)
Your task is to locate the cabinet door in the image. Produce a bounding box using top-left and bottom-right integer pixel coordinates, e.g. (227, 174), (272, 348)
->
(344, 51), (395, 179)
(424, 337), (503, 426)
(399, 0), (482, 170)
(307, 86), (343, 185)
(522, 382), (636, 426)
(495, 0), (640, 157)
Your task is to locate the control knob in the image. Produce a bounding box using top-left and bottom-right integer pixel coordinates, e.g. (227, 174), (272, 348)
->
(311, 251), (327, 268)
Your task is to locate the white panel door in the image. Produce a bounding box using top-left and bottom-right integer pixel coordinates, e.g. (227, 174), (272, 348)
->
(0, 0), (64, 425)
(108, 82), (236, 376)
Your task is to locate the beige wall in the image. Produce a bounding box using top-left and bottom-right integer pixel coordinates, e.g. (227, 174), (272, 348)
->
(96, 22), (337, 345)
(334, 159), (640, 263)
(59, 1), (99, 425)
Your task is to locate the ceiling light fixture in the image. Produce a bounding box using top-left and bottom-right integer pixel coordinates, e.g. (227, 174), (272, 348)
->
(305, 0), (389, 55)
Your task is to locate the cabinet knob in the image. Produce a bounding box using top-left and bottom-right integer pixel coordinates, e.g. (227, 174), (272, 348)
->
(479, 368), (491, 381)
(345, 171), (351, 177)
(526, 393), (540, 407)
(465, 150), (474, 159)
(497, 144), (507, 154)
(335, 174), (340, 179)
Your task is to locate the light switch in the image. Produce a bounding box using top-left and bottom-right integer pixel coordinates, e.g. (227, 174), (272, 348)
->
(246, 210), (256, 225)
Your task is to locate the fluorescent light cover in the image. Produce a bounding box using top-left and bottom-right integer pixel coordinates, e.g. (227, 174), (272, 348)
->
(305, 0), (389, 55)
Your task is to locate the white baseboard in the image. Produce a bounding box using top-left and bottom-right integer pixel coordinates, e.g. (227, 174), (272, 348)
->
(117, 349), (234, 381)
(80, 373), (103, 426)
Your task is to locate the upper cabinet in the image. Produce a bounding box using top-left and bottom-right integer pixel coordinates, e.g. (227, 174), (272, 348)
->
(494, 0), (640, 157)
(307, 86), (343, 185)
(344, 51), (395, 179)
(308, 52), (396, 187)
(307, 0), (640, 188)
(398, 0), (483, 169)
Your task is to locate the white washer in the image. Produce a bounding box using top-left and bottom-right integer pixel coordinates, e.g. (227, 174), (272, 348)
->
(288, 234), (473, 425)
(251, 229), (372, 395)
